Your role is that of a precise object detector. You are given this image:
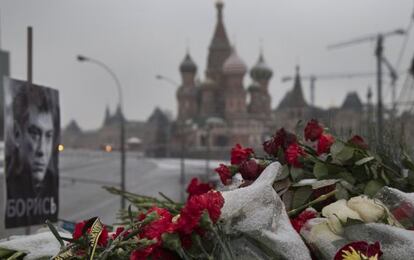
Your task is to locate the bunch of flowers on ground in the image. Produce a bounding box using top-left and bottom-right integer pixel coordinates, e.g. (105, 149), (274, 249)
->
(49, 179), (233, 260)
(215, 119), (414, 260)
(216, 119), (414, 210)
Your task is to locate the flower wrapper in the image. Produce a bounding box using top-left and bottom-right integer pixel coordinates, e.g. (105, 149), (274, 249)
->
(375, 186), (414, 230)
(219, 162), (312, 259)
(300, 188), (414, 260)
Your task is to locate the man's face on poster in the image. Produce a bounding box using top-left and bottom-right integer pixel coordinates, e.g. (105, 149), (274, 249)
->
(16, 105), (54, 183)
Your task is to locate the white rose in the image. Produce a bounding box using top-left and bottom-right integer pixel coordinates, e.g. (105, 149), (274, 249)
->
(347, 195), (385, 223)
(321, 199), (362, 235)
(309, 220), (343, 242)
(326, 214), (344, 235)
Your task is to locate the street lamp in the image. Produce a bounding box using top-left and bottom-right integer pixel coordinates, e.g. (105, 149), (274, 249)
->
(155, 75), (190, 202)
(77, 55), (126, 209)
(155, 74), (178, 158)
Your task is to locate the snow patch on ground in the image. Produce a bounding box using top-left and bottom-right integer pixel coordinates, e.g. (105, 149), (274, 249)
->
(150, 158), (229, 171)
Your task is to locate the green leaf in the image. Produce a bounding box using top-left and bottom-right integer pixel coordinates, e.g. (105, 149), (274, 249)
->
(45, 220), (64, 247)
(364, 180), (385, 197)
(342, 217), (365, 228)
(161, 233), (182, 251)
(338, 172), (356, 184)
(5, 251), (26, 260)
(290, 167), (304, 182)
(0, 248), (18, 258)
(331, 141), (355, 162)
(292, 186), (313, 209)
(355, 156), (375, 166)
(408, 171), (414, 186)
(313, 162), (329, 179)
(351, 165), (371, 182)
(128, 205), (134, 224)
(380, 170), (391, 186)
(330, 141), (345, 155)
(335, 183), (349, 200)
(401, 151), (414, 171)
(280, 164), (290, 179)
(335, 146), (355, 162)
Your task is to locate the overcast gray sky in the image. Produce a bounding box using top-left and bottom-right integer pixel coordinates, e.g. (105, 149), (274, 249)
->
(0, 0), (413, 130)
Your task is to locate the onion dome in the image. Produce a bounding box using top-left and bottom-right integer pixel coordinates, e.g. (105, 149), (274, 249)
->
(250, 53), (273, 81)
(247, 81), (261, 92)
(223, 48), (247, 75)
(179, 53), (197, 73)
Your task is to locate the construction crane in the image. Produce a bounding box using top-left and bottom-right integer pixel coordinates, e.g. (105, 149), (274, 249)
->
(327, 28), (405, 146)
(281, 71), (378, 107)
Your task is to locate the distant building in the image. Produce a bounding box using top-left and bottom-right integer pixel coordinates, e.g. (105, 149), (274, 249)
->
(168, 1), (372, 158)
(63, 1), (408, 157)
(61, 106), (170, 154)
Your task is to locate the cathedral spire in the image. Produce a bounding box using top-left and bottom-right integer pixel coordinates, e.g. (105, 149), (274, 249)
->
(206, 0), (231, 79)
(104, 104), (111, 125)
(291, 65), (307, 107)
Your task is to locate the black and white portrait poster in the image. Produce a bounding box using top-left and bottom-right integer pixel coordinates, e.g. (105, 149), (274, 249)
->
(4, 78), (60, 228)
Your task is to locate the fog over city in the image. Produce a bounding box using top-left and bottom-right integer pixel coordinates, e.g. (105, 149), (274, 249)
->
(0, 0), (413, 129)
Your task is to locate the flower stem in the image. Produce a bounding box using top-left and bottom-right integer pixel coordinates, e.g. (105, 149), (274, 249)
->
(211, 225), (234, 260)
(288, 189), (337, 217)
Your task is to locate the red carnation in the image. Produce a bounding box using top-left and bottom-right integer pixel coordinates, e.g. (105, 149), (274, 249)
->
(317, 133), (334, 155)
(176, 191), (224, 235)
(139, 207), (175, 242)
(132, 207), (175, 259)
(111, 227), (124, 240)
(130, 246), (153, 260)
(348, 135), (368, 149)
(72, 221), (86, 240)
(290, 208), (317, 233)
(334, 241), (382, 260)
(239, 159), (264, 180)
(186, 178), (213, 197)
(130, 247), (178, 260)
(72, 220), (108, 247)
(111, 226), (132, 240)
(304, 119), (323, 141)
(215, 164), (232, 185)
(286, 143), (305, 167)
(230, 144), (253, 165)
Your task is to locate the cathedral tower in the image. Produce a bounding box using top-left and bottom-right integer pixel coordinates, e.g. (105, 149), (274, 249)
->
(222, 47), (247, 119)
(206, 0), (232, 82)
(177, 52), (198, 122)
(248, 52), (273, 118)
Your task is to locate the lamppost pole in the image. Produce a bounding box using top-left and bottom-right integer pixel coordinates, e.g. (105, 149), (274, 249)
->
(77, 55), (126, 209)
(205, 125), (211, 180)
(155, 74), (186, 201)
